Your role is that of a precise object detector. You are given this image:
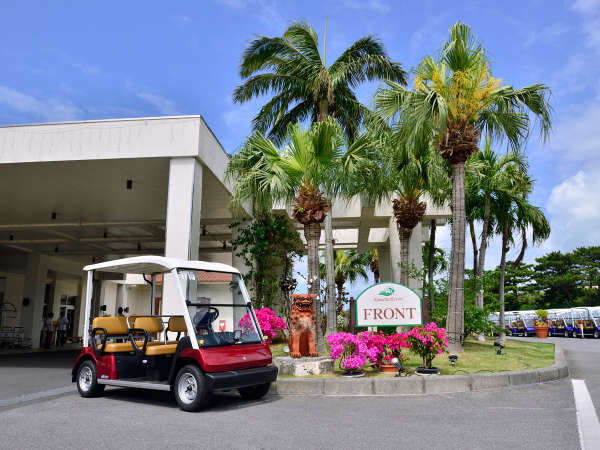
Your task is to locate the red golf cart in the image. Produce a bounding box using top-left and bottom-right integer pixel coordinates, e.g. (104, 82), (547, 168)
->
(72, 256), (277, 411)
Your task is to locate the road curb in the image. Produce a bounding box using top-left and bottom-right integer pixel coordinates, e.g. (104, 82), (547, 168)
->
(271, 343), (569, 396)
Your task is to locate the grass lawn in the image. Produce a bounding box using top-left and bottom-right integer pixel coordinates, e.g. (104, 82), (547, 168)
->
(269, 337), (555, 377)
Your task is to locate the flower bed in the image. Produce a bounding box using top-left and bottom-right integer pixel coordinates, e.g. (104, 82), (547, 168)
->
(238, 307), (286, 344)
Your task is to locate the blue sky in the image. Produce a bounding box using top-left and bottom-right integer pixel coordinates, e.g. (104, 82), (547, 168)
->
(1, 0), (599, 295)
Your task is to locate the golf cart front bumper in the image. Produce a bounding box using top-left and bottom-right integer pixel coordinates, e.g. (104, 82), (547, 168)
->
(206, 365), (278, 391)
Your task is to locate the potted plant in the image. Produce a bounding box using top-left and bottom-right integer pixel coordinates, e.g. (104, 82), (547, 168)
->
(407, 323), (448, 375)
(534, 309), (549, 338)
(327, 331), (378, 376)
(367, 331), (410, 373)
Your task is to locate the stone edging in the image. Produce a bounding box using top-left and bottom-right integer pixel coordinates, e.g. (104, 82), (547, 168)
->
(270, 343), (569, 396)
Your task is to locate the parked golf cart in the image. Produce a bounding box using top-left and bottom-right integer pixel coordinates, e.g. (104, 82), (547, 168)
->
(571, 307), (600, 339)
(513, 311), (536, 337)
(72, 256), (277, 411)
(548, 309), (575, 337)
(505, 312), (519, 335)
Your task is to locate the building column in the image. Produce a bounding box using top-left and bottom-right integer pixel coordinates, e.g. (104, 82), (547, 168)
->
(378, 246), (391, 282)
(20, 254), (48, 348)
(388, 216), (401, 283)
(163, 157), (203, 315)
(75, 273), (89, 337)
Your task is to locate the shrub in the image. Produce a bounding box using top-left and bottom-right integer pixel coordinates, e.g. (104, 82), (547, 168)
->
(366, 331), (410, 365)
(406, 323), (448, 369)
(238, 307), (286, 344)
(327, 331), (379, 371)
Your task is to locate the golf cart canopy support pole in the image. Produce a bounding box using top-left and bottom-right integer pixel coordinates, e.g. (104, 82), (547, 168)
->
(83, 270), (93, 348)
(171, 268), (199, 350)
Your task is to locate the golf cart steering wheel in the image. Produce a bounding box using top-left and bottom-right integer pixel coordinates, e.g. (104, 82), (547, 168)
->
(193, 307), (220, 334)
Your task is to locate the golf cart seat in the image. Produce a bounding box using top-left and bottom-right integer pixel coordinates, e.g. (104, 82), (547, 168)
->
(132, 316), (177, 355)
(92, 316), (136, 353)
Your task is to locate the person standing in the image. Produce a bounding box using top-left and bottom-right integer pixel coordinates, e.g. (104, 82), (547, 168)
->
(42, 313), (54, 349)
(56, 311), (69, 348)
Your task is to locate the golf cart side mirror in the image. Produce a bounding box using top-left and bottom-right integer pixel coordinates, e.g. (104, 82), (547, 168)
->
(233, 329), (242, 343)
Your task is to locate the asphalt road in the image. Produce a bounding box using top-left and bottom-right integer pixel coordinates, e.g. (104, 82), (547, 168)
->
(0, 337), (597, 449)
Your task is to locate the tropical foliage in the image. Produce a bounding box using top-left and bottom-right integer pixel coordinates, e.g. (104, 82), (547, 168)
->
(230, 215), (303, 309)
(375, 22), (552, 352)
(233, 20), (406, 143)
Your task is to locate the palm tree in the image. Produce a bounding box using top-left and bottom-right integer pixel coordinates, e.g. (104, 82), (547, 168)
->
(233, 20), (406, 340)
(375, 22), (551, 352)
(233, 20), (406, 143)
(320, 250), (370, 317)
(466, 139), (527, 309)
(226, 118), (352, 353)
(368, 249), (380, 283)
(355, 129), (448, 287)
(495, 174), (550, 338)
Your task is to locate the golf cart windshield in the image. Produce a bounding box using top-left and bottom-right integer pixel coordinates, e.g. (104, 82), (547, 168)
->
(180, 270), (261, 347)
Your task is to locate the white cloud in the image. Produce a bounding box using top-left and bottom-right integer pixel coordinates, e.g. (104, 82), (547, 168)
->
(408, 14), (448, 58)
(551, 94), (600, 164)
(137, 92), (178, 115)
(524, 22), (570, 47)
(545, 170), (600, 252)
(0, 85), (82, 122)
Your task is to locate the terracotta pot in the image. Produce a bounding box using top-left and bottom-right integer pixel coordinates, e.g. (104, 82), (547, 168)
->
(534, 325), (549, 338)
(380, 364), (398, 373)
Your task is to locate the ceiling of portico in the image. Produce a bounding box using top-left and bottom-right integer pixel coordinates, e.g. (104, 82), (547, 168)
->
(0, 158), (236, 263)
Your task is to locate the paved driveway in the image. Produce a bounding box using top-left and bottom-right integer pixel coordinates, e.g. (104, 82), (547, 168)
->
(0, 339), (597, 449)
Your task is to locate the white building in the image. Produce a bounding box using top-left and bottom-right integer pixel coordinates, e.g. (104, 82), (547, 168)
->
(0, 116), (449, 348)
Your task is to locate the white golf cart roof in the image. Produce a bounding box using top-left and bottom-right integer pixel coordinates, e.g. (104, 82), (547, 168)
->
(83, 255), (240, 275)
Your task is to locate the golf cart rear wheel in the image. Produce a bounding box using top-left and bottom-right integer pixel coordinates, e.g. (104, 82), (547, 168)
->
(174, 364), (210, 412)
(76, 360), (105, 398)
(564, 330), (569, 338)
(594, 331), (599, 339)
(238, 383), (271, 400)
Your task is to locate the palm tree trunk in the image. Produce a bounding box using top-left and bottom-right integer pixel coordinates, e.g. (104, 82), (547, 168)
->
(325, 213), (337, 337)
(398, 225), (412, 286)
(512, 228), (527, 268)
(304, 222), (326, 354)
(469, 219), (478, 276)
(498, 223), (509, 339)
(428, 219), (436, 312)
(447, 162), (466, 354)
(475, 197), (490, 309)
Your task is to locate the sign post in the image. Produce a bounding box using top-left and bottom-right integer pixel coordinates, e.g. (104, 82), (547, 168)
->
(356, 282), (423, 328)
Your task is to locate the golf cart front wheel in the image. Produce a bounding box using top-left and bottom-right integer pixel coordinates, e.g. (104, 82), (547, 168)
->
(76, 360), (105, 398)
(594, 331), (599, 339)
(174, 364), (210, 412)
(238, 383), (271, 400)
(564, 330), (569, 338)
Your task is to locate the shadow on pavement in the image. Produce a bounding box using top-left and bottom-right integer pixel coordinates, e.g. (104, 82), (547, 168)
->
(101, 387), (281, 412)
(0, 350), (79, 369)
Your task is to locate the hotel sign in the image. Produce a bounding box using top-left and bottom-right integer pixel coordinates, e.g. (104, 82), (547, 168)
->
(356, 282), (422, 327)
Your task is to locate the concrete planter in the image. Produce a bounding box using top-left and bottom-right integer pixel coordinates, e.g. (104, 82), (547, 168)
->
(270, 344), (569, 397)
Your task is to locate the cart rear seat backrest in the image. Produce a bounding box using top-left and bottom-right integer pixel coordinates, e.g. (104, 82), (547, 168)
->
(133, 317), (164, 333)
(168, 316), (187, 333)
(92, 316), (128, 335)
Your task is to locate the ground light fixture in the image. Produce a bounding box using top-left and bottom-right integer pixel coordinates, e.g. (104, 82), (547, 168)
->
(448, 354), (458, 367)
(390, 357), (405, 377)
(494, 339), (505, 355)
